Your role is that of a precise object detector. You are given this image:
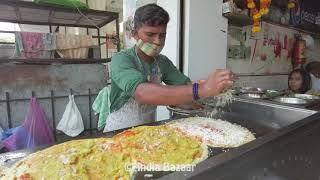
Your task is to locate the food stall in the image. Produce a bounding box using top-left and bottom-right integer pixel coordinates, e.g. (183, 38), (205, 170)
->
(1, 0), (320, 179)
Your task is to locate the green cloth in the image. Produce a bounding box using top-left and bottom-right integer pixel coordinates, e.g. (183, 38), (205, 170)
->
(33, 0), (88, 9)
(14, 32), (23, 57)
(110, 46), (191, 112)
(92, 87), (110, 130)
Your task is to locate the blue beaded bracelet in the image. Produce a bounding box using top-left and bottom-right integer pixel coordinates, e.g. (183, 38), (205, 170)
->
(193, 83), (200, 100)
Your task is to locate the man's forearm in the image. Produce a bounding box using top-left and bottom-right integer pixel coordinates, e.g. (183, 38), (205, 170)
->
(134, 83), (195, 105)
(133, 69), (236, 105)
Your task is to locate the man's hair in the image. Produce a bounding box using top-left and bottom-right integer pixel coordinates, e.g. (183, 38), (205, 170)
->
(133, 4), (169, 30)
(288, 68), (311, 93)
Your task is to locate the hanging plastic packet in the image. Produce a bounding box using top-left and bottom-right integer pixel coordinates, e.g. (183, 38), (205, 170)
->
(2, 97), (55, 151)
(0, 126), (20, 141)
(57, 94), (84, 137)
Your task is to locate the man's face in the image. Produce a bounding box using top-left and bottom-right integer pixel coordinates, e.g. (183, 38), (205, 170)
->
(133, 24), (167, 47)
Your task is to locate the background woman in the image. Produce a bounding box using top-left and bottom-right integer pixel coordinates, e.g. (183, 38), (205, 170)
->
(288, 68), (311, 94)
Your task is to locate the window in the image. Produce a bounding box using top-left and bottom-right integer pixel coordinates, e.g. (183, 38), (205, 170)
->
(0, 22), (20, 43)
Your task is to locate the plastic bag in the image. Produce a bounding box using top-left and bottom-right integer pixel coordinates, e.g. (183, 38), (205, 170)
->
(57, 95), (84, 137)
(2, 98), (55, 151)
(0, 126), (3, 141)
(0, 126), (20, 141)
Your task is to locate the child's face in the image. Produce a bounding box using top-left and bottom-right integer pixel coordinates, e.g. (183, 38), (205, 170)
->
(289, 72), (303, 92)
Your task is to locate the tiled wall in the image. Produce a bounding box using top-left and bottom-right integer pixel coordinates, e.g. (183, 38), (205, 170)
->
(236, 75), (288, 90)
(227, 24), (320, 90)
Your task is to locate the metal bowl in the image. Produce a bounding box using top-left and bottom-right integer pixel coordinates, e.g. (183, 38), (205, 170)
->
(292, 94), (320, 100)
(240, 87), (265, 94)
(273, 97), (307, 105)
(230, 89), (240, 95)
(240, 93), (263, 99)
(265, 90), (284, 98)
(266, 90), (280, 94)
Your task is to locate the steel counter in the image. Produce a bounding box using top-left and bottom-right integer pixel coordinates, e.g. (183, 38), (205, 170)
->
(1, 98), (319, 179)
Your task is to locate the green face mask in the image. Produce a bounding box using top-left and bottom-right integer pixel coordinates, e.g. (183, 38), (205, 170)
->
(136, 39), (164, 57)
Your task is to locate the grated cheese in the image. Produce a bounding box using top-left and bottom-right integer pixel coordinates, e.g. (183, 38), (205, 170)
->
(202, 89), (234, 117)
(167, 117), (256, 148)
(59, 155), (70, 165)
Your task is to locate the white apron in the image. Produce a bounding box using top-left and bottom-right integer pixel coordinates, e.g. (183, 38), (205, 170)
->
(103, 52), (162, 132)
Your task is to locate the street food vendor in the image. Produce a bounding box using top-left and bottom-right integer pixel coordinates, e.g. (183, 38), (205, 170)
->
(103, 4), (237, 132)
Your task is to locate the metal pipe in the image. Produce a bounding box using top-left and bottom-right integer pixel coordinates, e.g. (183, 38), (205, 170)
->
(0, 93), (100, 103)
(92, 35), (117, 39)
(0, 30), (15, 34)
(0, 42), (15, 45)
(86, 0), (89, 35)
(88, 88), (92, 135)
(106, 34), (109, 58)
(50, 90), (57, 141)
(0, 59), (111, 64)
(116, 16), (120, 52)
(5, 92), (12, 129)
(179, 0), (184, 72)
(97, 28), (101, 58)
(0, 30), (115, 40)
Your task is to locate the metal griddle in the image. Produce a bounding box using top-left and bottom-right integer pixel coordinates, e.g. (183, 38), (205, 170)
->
(0, 98), (318, 180)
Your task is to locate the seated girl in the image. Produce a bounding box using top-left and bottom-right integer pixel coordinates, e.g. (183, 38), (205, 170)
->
(288, 68), (311, 94)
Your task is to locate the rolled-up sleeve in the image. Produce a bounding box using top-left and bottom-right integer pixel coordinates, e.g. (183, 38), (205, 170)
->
(161, 56), (191, 85)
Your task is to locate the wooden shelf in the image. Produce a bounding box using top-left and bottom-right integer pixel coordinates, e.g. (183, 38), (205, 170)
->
(0, 58), (111, 65)
(0, 0), (119, 28)
(263, 20), (320, 37)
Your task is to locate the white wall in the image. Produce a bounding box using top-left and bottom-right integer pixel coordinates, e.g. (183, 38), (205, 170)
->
(156, 0), (181, 121)
(184, 0), (228, 80)
(236, 75), (288, 90)
(157, 0), (180, 67)
(157, 0), (229, 121)
(226, 24), (320, 91)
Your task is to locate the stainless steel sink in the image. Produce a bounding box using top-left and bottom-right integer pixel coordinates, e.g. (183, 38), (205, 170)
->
(222, 98), (315, 128)
(170, 97), (316, 137)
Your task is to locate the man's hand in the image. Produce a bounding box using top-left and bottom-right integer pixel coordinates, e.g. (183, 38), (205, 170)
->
(199, 69), (237, 97)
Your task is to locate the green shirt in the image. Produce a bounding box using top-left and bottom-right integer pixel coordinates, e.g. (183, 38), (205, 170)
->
(110, 46), (191, 112)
